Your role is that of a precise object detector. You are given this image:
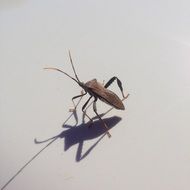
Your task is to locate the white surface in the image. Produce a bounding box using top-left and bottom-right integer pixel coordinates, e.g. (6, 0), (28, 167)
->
(1, 0), (190, 190)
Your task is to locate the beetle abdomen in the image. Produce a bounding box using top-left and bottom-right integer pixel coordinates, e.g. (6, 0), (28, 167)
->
(85, 79), (125, 110)
(98, 90), (125, 110)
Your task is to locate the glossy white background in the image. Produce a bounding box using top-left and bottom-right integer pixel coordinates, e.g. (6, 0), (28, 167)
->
(1, 0), (190, 190)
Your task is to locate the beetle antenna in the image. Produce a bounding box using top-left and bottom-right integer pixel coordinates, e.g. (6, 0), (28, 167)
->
(43, 67), (79, 84)
(68, 50), (80, 82)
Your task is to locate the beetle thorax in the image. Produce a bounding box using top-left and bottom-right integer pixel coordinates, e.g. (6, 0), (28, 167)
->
(83, 79), (100, 95)
(85, 79), (98, 88)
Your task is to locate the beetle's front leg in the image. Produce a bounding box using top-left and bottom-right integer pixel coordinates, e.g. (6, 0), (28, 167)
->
(69, 90), (86, 112)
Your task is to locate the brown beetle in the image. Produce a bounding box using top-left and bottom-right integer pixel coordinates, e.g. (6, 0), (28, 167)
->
(44, 51), (129, 137)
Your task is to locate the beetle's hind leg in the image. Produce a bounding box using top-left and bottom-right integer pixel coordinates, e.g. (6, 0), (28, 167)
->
(93, 98), (111, 138)
(104, 76), (125, 98)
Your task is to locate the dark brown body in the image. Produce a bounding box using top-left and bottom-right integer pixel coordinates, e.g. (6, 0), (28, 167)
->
(44, 52), (128, 138)
(84, 79), (125, 110)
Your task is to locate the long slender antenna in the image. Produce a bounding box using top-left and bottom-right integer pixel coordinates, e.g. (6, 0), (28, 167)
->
(44, 67), (78, 84)
(68, 50), (80, 82)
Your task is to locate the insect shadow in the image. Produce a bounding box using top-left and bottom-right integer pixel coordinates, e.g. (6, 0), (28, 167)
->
(35, 116), (121, 162)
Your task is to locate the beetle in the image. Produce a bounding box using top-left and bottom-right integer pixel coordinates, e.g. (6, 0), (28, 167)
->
(44, 51), (128, 137)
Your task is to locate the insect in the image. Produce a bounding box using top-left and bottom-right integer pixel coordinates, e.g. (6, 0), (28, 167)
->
(44, 51), (128, 137)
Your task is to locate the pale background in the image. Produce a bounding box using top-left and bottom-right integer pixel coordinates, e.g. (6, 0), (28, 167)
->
(1, 0), (190, 190)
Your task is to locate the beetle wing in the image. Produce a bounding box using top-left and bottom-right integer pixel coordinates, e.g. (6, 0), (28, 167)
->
(98, 89), (125, 110)
(85, 79), (125, 110)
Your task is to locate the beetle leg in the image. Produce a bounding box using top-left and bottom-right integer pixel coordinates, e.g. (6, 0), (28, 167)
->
(70, 91), (87, 112)
(82, 96), (93, 124)
(104, 76), (125, 98)
(93, 98), (111, 138)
